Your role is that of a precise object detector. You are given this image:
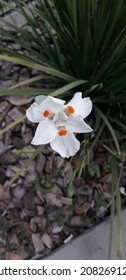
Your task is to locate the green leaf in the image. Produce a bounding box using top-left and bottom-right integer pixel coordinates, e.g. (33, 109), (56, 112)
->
(94, 106), (121, 155)
(0, 79), (87, 97)
(0, 88), (53, 96)
(0, 54), (75, 81)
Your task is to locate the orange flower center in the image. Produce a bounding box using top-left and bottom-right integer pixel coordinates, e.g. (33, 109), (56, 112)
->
(65, 105), (75, 116)
(58, 129), (67, 136)
(43, 110), (50, 118)
(67, 105), (75, 114)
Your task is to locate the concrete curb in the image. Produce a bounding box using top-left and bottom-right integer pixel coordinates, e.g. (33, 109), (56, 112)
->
(45, 209), (126, 259)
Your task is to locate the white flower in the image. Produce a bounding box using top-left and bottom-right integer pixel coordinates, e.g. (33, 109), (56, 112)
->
(26, 95), (65, 123)
(65, 92), (92, 118)
(26, 93), (93, 158)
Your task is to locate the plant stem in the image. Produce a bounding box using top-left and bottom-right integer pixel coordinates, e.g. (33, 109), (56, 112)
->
(7, 145), (44, 187)
(0, 114), (26, 135)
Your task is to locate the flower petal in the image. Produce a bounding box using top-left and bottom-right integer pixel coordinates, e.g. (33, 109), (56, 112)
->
(50, 96), (65, 104)
(50, 133), (80, 158)
(67, 92), (92, 118)
(35, 95), (47, 104)
(35, 95), (65, 105)
(66, 115), (93, 133)
(38, 96), (64, 114)
(27, 95), (65, 123)
(31, 120), (57, 145)
(26, 102), (44, 123)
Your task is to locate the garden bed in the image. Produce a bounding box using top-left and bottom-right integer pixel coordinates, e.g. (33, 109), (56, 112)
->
(0, 56), (126, 259)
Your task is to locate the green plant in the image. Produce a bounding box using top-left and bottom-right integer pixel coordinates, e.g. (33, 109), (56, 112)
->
(34, 173), (52, 191)
(0, 0), (125, 178)
(0, 0), (125, 159)
(0, 0), (126, 258)
(94, 194), (107, 210)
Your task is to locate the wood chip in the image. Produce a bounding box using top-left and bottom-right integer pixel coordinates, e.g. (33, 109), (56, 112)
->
(36, 153), (46, 174)
(0, 185), (4, 200)
(0, 151), (18, 164)
(51, 185), (63, 196)
(52, 224), (63, 234)
(8, 96), (33, 106)
(6, 166), (16, 178)
(9, 234), (20, 249)
(8, 107), (23, 121)
(75, 202), (92, 215)
(64, 234), (73, 244)
(23, 191), (35, 210)
(32, 233), (44, 253)
(47, 208), (61, 222)
(60, 197), (73, 205)
(0, 142), (7, 156)
(0, 101), (11, 122)
(41, 233), (53, 249)
(5, 252), (22, 260)
(45, 193), (62, 207)
(68, 216), (85, 228)
(11, 185), (25, 199)
(37, 206), (45, 215)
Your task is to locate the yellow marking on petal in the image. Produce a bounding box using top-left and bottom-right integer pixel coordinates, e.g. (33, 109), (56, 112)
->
(67, 105), (75, 114)
(58, 129), (68, 136)
(43, 110), (50, 118)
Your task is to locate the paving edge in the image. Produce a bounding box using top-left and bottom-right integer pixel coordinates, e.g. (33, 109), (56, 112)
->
(44, 208), (126, 259)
